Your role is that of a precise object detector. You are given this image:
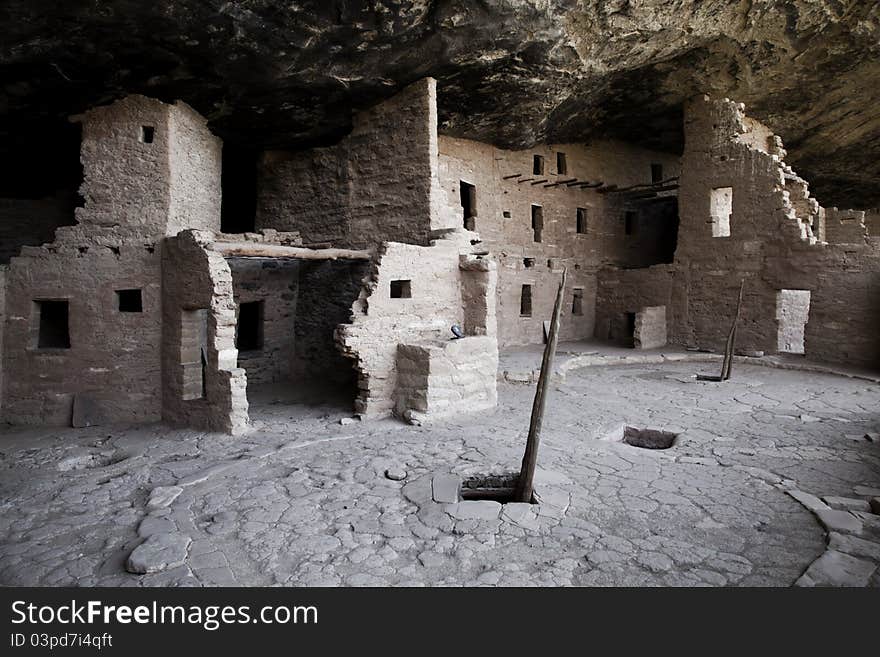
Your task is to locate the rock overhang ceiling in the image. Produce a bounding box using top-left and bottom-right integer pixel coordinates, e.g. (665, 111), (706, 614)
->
(0, 0), (878, 206)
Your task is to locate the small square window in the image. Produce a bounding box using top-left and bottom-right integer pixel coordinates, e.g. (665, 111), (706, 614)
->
(556, 152), (568, 175)
(116, 289), (143, 313)
(533, 155), (545, 176)
(140, 126), (155, 144)
(523, 258), (535, 269)
(35, 300), (70, 349)
(390, 280), (412, 299)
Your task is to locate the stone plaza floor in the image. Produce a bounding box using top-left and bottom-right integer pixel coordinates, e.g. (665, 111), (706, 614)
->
(1, 355), (879, 587)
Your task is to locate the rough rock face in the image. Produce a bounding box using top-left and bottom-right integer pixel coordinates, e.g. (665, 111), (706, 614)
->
(1, 1), (878, 206)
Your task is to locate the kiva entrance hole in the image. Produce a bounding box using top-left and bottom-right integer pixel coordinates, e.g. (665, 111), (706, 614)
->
(459, 473), (536, 504)
(623, 426), (677, 450)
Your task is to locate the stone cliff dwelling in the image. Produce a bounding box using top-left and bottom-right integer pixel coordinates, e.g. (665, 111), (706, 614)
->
(1, 1), (879, 590)
(1, 80), (877, 434)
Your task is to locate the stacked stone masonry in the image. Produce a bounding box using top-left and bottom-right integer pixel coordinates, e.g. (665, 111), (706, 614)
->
(0, 79), (878, 434)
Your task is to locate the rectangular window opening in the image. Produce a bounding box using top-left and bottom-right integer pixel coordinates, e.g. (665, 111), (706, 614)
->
(556, 152), (568, 175)
(576, 207), (588, 234)
(520, 284), (533, 317)
(710, 186), (733, 237)
(572, 288), (584, 316)
(533, 155), (545, 176)
(523, 257), (535, 269)
(651, 163), (663, 183)
(460, 181), (477, 231)
(35, 300), (70, 349)
(236, 301), (264, 352)
(116, 289), (143, 313)
(390, 280), (412, 299)
(625, 210), (638, 236)
(140, 126), (155, 144)
(531, 205), (543, 243)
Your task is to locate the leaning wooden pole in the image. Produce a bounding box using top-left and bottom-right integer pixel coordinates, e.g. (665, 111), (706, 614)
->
(515, 268), (568, 503)
(721, 279), (746, 380)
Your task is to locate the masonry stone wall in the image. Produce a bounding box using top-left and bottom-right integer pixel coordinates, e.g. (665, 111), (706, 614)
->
(337, 230), (496, 419)
(2, 244), (163, 425)
(437, 135), (680, 347)
(595, 96), (880, 367)
(396, 335), (498, 424)
(229, 258), (299, 386)
(162, 231), (248, 434)
(256, 78), (439, 249)
(1, 95), (228, 427)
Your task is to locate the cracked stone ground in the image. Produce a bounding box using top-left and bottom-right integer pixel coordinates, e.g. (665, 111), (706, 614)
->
(1, 362), (878, 587)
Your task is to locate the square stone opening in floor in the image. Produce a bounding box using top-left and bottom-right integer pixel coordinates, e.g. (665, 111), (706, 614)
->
(622, 426), (678, 450)
(459, 472), (537, 504)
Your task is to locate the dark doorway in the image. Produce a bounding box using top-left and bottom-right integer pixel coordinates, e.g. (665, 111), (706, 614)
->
(460, 181), (477, 231)
(36, 300), (71, 349)
(236, 301), (264, 351)
(221, 143), (258, 233)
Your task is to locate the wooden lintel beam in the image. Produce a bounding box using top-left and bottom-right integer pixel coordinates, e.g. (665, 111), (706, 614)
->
(210, 242), (372, 261)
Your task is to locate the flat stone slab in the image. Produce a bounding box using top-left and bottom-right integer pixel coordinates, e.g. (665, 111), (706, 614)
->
(126, 533), (191, 574)
(501, 502), (539, 531)
(788, 489), (830, 514)
(146, 486), (183, 511)
(385, 468), (407, 481)
(822, 496), (871, 513)
(449, 500), (501, 520)
(71, 394), (106, 428)
(795, 550), (877, 587)
(827, 532), (880, 561)
(431, 474), (460, 503)
(854, 485), (880, 497)
(815, 509), (863, 535)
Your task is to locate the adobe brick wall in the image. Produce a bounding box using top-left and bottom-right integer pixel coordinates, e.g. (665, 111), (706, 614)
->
(437, 135), (680, 347)
(256, 78), (440, 249)
(336, 230), (496, 419)
(595, 96), (880, 367)
(1, 96), (226, 426)
(162, 230), (248, 434)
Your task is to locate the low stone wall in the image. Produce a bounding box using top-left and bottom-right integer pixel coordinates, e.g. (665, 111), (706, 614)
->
(396, 336), (498, 424)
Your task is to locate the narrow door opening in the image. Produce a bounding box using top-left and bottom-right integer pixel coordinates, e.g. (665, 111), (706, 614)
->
(236, 301), (264, 352)
(460, 181), (477, 231)
(520, 284), (533, 317)
(35, 300), (70, 349)
(576, 207), (588, 234)
(531, 205), (543, 242)
(572, 288), (584, 316)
